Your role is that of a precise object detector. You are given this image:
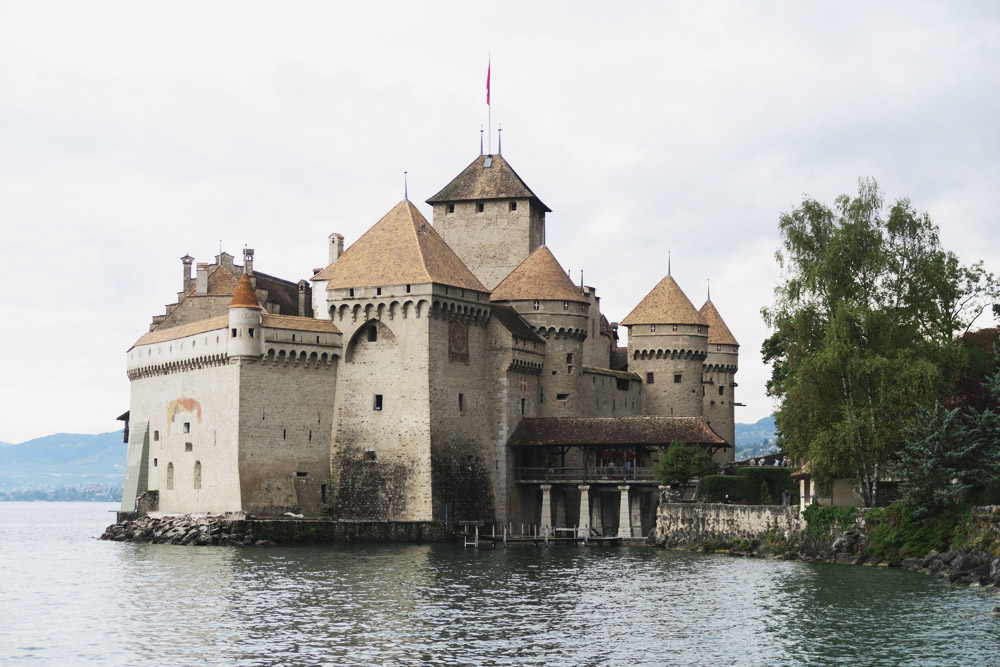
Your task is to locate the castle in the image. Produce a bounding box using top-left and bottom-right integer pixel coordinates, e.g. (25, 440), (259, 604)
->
(120, 150), (740, 538)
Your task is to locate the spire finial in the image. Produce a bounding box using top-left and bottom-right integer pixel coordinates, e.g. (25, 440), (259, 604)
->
(480, 125), (484, 156)
(403, 171), (408, 201)
(498, 123), (502, 155)
(668, 251), (671, 276)
(707, 278), (711, 302)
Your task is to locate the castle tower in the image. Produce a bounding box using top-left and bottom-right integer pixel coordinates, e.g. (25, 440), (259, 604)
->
(700, 298), (739, 453)
(622, 275), (708, 419)
(228, 272), (263, 358)
(491, 246), (589, 417)
(427, 154), (550, 290)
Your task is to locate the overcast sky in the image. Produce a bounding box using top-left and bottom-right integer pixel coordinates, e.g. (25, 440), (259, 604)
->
(1, 1), (998, 444)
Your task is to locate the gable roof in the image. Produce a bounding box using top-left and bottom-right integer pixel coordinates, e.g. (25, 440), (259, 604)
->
(317, 200), (487, 292)
(508, 416), (728, 447)
(230, 272), (262, 309)
(131, 316), (229, 349)
(490, 246), (588, 304)
(621, 276), (707, 327)
(426, 154), (551, 212)
(699, 300), (739, 346)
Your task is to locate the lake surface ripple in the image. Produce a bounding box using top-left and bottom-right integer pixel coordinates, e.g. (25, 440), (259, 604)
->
(1, 503), (998, 666)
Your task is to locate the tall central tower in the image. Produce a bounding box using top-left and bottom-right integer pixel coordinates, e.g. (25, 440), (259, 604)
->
(427, 154), (549, 290)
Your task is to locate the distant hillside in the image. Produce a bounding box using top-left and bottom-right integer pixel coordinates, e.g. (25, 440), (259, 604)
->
(0, 431), (126, 491)
(734, 415), (778, 461)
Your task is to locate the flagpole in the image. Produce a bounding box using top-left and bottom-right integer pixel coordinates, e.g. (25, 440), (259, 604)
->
(487, 54), (491, 155)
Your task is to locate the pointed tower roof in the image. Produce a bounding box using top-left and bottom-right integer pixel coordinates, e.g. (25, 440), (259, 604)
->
(700, 300), (739, 346)
(318, 200), (487, 292)
(230, 272), (262, 309)
(621, 276), (707, 327)
(426, 154), (551, 212)
(490, 246), (588, 303)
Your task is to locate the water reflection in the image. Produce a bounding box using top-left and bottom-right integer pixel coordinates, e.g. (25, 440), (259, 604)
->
(1, 504), (998, 666)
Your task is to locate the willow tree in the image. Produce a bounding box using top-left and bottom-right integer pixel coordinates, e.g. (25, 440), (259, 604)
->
(762, 178), (997, 506)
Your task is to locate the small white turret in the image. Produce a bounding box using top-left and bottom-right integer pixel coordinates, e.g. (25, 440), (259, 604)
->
(228, 272), (263, 358)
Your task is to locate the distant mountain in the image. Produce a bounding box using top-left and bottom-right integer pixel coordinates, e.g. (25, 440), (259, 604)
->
(0, 431), (126, 491)
(734, 415), (778, 461)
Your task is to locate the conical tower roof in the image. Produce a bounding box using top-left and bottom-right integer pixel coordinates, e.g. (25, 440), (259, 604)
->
(316, 200), (487, 292)
(426, 154), (551, 212)
(699, 300), (739, 346)
(621, 276), (707, 327)
(230, 272), (262, 309)
(490, 246), (588, 303)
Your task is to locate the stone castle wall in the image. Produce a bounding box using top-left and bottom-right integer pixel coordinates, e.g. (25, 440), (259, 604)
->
(651, 501), (803, 548)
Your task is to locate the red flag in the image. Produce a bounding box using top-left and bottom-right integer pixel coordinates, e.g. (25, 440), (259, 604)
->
(486, 61), (491, 105)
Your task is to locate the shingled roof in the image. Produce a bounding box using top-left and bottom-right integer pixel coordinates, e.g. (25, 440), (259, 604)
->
(700, 300), (739, 346)
(317, 200), (487, 292)
(491, 304), (544, 343)
(621, 276), (707, 327)
(490, 246), (588, 304)
(426, 154), (551, 213)
(508, 416), (728, 447)
(230, 272), (262, 309)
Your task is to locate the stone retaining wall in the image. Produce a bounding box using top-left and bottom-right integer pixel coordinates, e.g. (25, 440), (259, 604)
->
(101, 514), (451, 546)
(651, 501), (803, 548)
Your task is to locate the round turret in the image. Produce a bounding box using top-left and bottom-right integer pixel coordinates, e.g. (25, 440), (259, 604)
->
(700, 299), (739, 454)
(622, 275), (708, 419)
(228, 272), (263, 358)
(491, 246), (589, 417)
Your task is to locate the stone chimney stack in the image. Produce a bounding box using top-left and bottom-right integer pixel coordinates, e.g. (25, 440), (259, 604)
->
(196, 263), (210, 294)
(181, 254), (194, 292)
(244, 248), (255, 276)
(329, 233), (344, 264)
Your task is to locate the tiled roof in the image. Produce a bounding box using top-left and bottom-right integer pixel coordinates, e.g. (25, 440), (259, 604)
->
(490, 246), (589, 304)
(317, 200), (487, 292)
(491, 305), (544, 343)
(131, 316), (229, 349)
(508, 416), (728, 447)
(621, 276), (707, 327)
(426, 154), (551, 212)
(699, 300), (739, 346)
(231, 272), (262, 309)
(262, 314), (340, 334)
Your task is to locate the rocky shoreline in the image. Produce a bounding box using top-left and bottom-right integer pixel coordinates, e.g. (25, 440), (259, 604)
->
(100, 514), (274, 546)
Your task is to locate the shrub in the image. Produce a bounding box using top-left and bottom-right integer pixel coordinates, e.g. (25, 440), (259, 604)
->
(802, 504), (859, 538)
(701, 467), (798, 504)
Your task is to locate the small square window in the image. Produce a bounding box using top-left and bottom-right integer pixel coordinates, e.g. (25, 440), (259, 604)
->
(364, 450), (378, 463)
(185, 442), (193, 452)
(349, 288), (355, 297)
(672, 324), (678, 331)
(510, 201), (517, 211)
(477, 202), (484, 212)
(646, 372), (654, 384)
(717, 344), (722, 351)
(153, 430), (159, 441)
(697, 325), (703, 333)
(446, 203), (455, 213)
(377, 287), (382, 296)
(153, 458), (158, 467)
(458, 393), (465, 412)
(183, 422), (190, 434)
(674, 374), (682, 383)
(719, 385), (725, 396)
(566, 353), (574, 364)
(231, 328), (237, 338)
(367, 326), (378, 342)
(249, 328), (254, 338)
(650, 324), (656, 333)
(563, 301), (569, 310)
(533, 300), (540, 310)
(374, 394), (383, 411)
(406, 284), (411, 293)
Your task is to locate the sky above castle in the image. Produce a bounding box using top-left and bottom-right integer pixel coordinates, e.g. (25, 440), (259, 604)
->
(1, 1), (998, 443)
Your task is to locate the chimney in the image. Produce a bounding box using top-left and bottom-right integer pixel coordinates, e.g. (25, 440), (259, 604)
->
(196, 263), (210, 295)
(329, 233), (344, 264)
(298, 280), (309, 317)
(244, 248), (255, 276)
(181, 254), (194, 292)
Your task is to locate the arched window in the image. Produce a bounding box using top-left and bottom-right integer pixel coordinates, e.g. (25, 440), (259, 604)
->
(166, 462), (174, 490)
(193, 461), (202, 490)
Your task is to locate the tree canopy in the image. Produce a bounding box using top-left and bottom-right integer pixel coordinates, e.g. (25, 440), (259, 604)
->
(762, 178), (998, 506)
(654, 441), (717, 489)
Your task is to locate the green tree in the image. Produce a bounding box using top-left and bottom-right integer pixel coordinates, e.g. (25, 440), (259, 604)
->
(897, 366), (1000, 515)
(654, 441), (717, 489)
(762, 178), (998, 506)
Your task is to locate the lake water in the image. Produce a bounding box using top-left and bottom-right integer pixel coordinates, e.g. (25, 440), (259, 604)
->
(1, 503), (998, 666)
